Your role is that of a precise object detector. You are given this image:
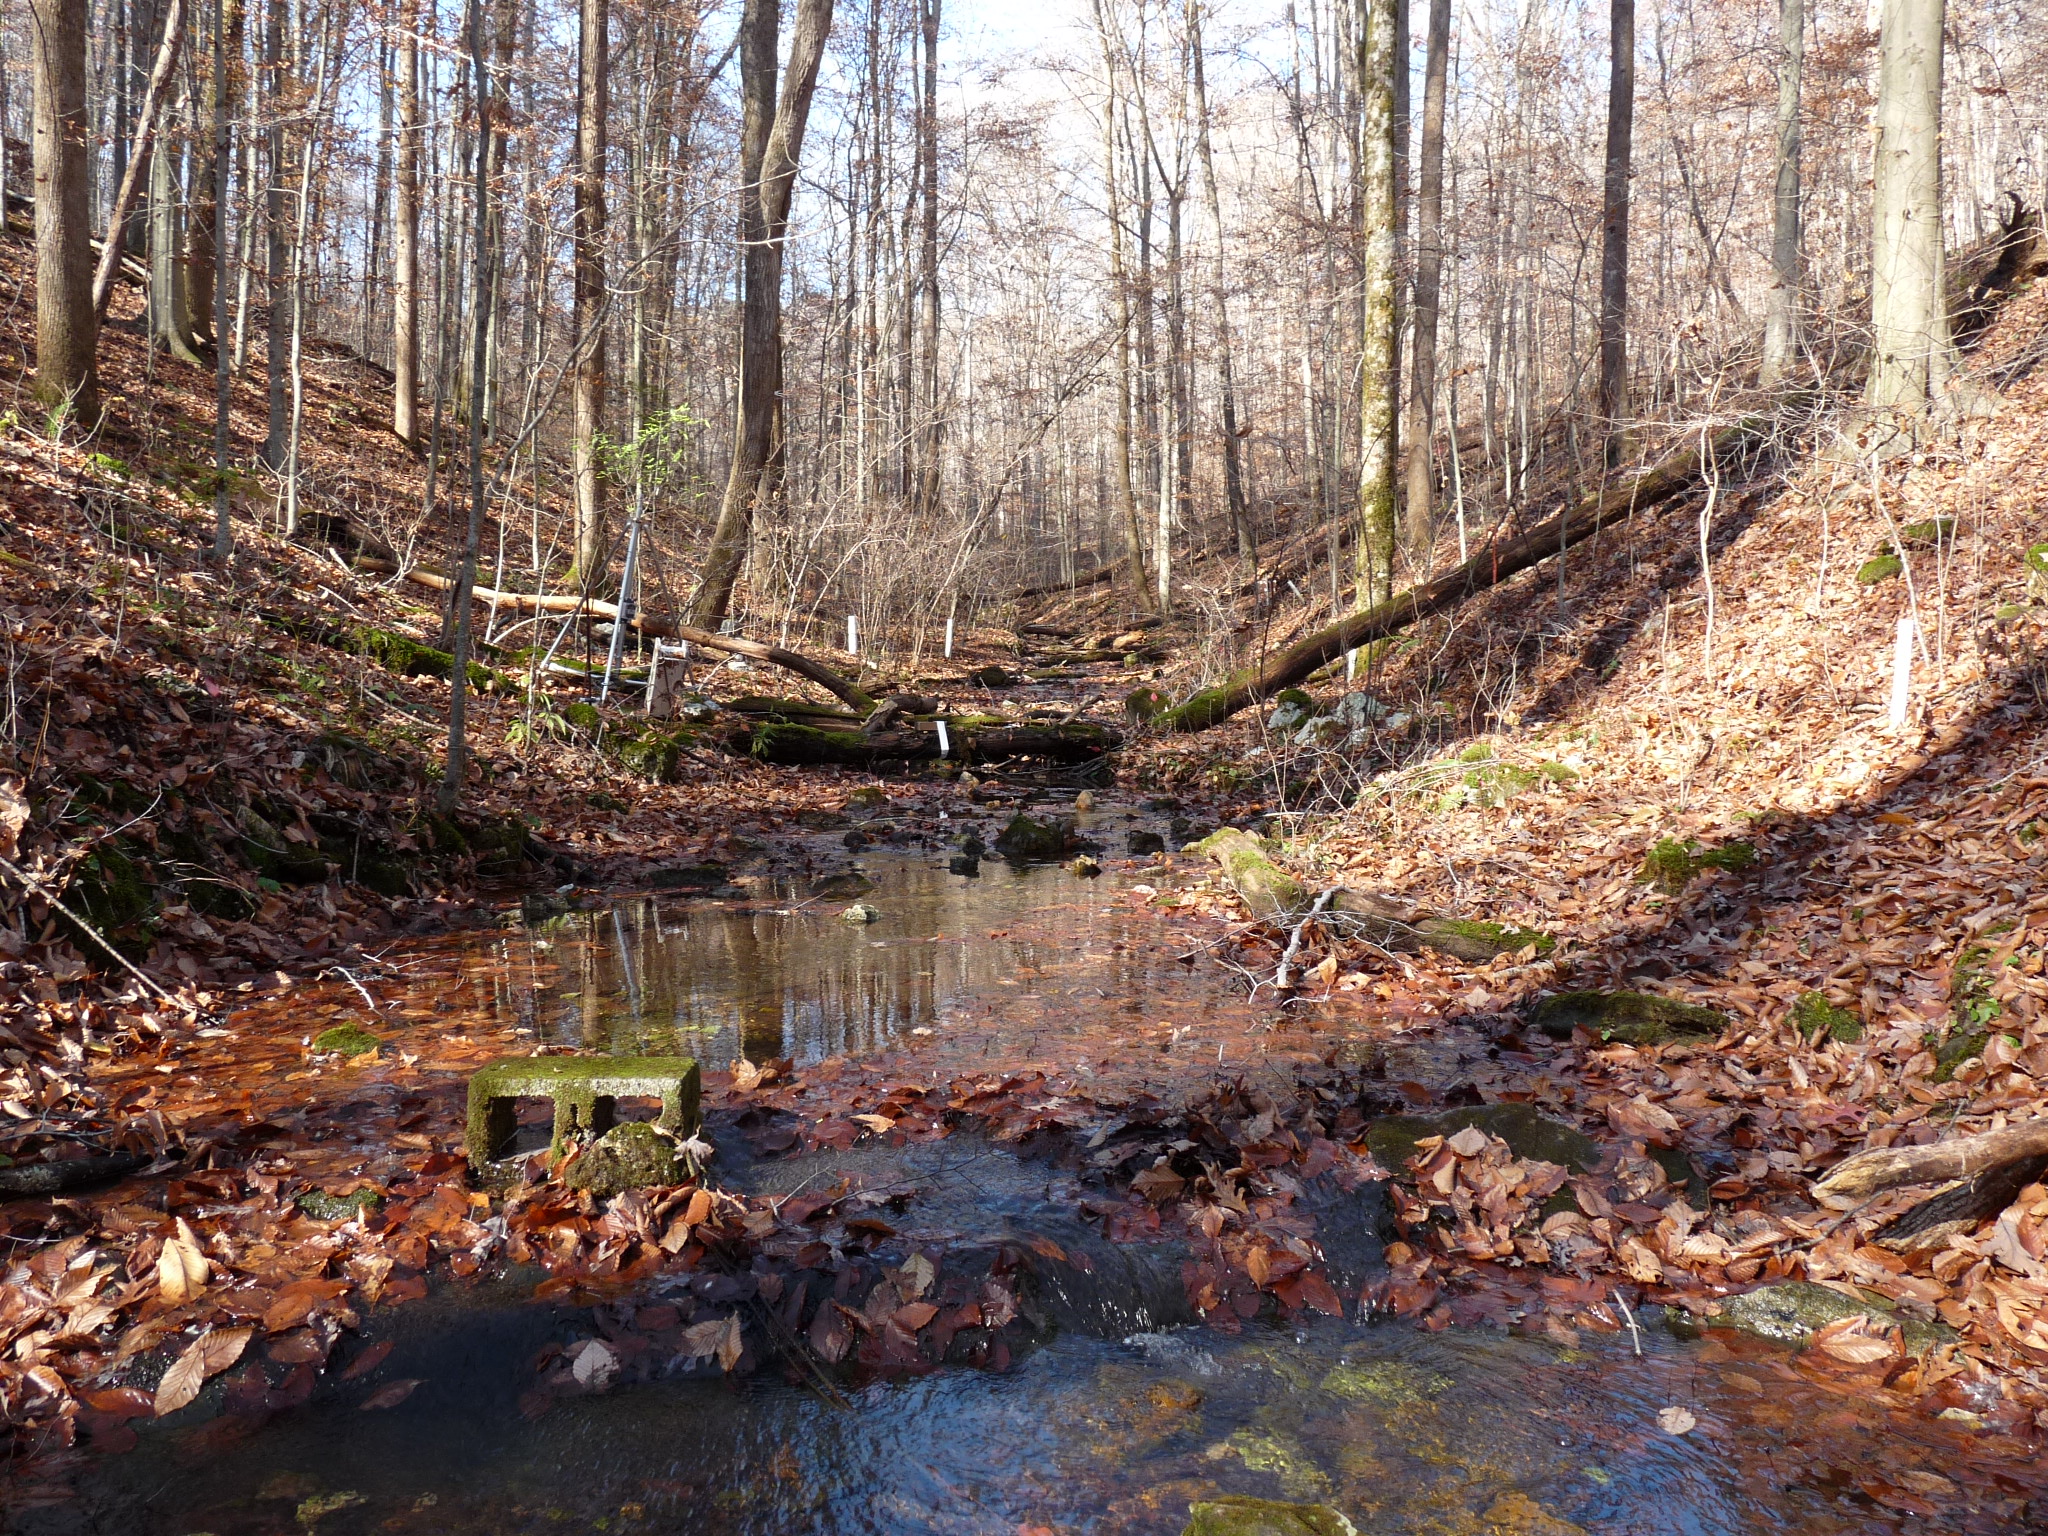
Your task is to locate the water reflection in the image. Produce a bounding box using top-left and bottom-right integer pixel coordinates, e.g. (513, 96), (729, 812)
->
(516, 856), (1185, 1068)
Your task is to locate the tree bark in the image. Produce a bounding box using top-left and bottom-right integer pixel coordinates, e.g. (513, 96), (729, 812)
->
(1402, 0), (1450, 572)
(1188, 0), (1251, 571)
(1759, 0), (1803, 383)
(392, 0), (421, 445)
(147, 76), (207, 365)
(210, 0), (234, 560)
(1598, 0), (1634, 463)
(569, 0), (609, 587)
(1356, 0), (1399, 604)
(1157, 399), (1803, 731)
(90, 0), (182, 322)
(30, 0), (98, 420)
(1814, 1119), (2048, 1201)
(1866, 0), (1955, 411)
(261, 0), (288, 468)
(684, 0), (835, 629)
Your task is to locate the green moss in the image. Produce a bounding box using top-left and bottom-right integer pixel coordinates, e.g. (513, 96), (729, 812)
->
(1125, 686), (1172, 721)
(1793, 991), (1863, 1043)
(1899, 517), (1955, 547)
(993, 812), (1071, 861)
(1190, 828), (1305, 920)
(1536, 761), (1580, 783)
(85, 451), (130, 479)
(1531, 990), (1728, 1045)
(1417, 918), (1554, 957)
(2027, 542), (2048, 590)
(1157, 683), (1234, 732)
(1936, 946), (2003, 1081)
(1183, 1498), (1357, 1536)
(619, 726), (703, 784)
(466, 1054), (702, 1166)
(560, 701), (602, 733)
(564, 1120), (684, 1197)
(1639, 837), (1755, 894)
(1319, 1360), (1452, 1407)
(967, 664), (1014, 688)
(312, 1024), (382, 1056)
(296, 1187), (383, 1221)
(350, 627), (500, 690)
(1218, 1428), (1331, 1501)
(63, 843), (156, 958)
(1856, 554), (1903, 585)
(1365, 1102), (1602, 1176)
(1691, 1281), (1954, 1356)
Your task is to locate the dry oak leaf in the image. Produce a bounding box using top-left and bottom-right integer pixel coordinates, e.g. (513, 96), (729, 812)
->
(359, 1378), (423, 1410)
(153, 1326), (254, 1416)
(852, 1113), (896, 1134)
(681, 1312), (744, 1371)
(1657, 1405), (1698, 1435)
(157, 1218), (210, 1304)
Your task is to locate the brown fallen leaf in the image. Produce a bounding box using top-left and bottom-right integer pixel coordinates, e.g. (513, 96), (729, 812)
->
(852, 1113), (896, 1133)
(892, 1301), (939, 1332)
(359, 1378), (423, 1410)
(157, 1235), (209, 1305)
(340, 1338), (397, 1380)
(153, 1326), (254, 1416)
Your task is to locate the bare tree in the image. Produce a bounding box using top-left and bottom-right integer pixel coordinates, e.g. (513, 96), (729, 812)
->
(1866, 0), (1955, 412)
(1356, 0), (1399, 605)
(1402, 0), (1450, 568)
(569, 0), (609, 587)
(1759, 0), (1803, 382)
(684, 0), (836, 629)
(392, 0), (421, 445)
(1189, 0), (1252, 570)
(1598, 0), (1634, 463)
(30, 0), (97, 420)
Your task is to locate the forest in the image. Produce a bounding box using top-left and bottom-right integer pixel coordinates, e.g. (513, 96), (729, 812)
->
(0, 0), (2046, 1530)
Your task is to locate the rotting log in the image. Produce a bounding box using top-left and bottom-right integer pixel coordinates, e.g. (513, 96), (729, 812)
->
(1814, 1118), (2048, 1201)
(745, 719), (1119, 767)
(1157, 402), (1806, 732)
(353, 558), (875, 712)
(1188, 828), (1548, 961)
(1873, 1152), (2048, 1252)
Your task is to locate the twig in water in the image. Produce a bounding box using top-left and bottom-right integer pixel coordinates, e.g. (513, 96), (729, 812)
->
(1613, 1289), (1644, 1357)
(1272, 887), (1339, 993)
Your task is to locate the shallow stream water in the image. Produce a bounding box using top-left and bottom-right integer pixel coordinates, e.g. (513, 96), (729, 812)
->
(18, 829), (2044, 1535)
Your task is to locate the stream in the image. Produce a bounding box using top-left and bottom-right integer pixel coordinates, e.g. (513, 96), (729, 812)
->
(14, 817), (2040, 1535)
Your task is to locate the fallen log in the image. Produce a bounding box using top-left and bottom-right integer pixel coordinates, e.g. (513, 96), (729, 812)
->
(1188, 828), (1551, 962)
(353, 558), (875, 712)
(1157, 402), (1804, 732)
(1012, 558), (1126, 601)
(744, 719), (1119, 767)
(1814, 1119), (2048, 1201)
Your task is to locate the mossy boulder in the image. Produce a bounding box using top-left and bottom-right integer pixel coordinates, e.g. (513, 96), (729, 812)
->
(296, 1187), (383, 1222)
(1898, 517), (1956, 547)
(1318, 1360), (1452, 1407)
(563, 1121), (684, 1198)
(619, 726), (702, 783)
(1265, 689), (1318, 732)
(1691, 1280), (1953, 1356)
(967, 664), (1014, 688)
(840, 902), (882, 924)
(352, 627), (501, 690)
(1638, 837), (1756, 895)
(1125, 686), (1172, 721)
(1188, 827), (1303, 922)
(1366, 1102), (1601, 1177)
(994, 812), (1071, 861)
(1530, 990), (1728, 1045)
(1793, 991), (1863, 1043)
(311, 1024), (382, 1057)
(1183, 1498), (1357, 1536)
(1856, 553), (1904, 586)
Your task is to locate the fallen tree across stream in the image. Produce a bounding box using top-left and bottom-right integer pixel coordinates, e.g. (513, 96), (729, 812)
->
(1157, 400), (1807, 732)
(743, 718), (1119, 767)
(353, 558), (876, 712)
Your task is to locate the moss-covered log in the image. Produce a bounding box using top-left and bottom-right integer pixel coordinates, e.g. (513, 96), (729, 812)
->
(1157, 401), (1808, 731)
(745, 719), (1120, 767)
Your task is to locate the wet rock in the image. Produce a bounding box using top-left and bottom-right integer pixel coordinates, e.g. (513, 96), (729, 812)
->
(646, 862), (729, 892)
(1074, 790), (1097, 813)
(1129, 829), (1167, 857)
(1688, 1280), (1954, 1355)
(564, 1121), (683, 1197)
(960, 831), (988, 858)
(1264, 689), (1318, 732)
(311, 1024), (382, 1057)
(994, 812), (1071, 861)
(1207, 1427), (1332, 1501)
(843, 786), (890, 813)
(1070, 855), (1102, 878)
(809, 872), (875, 899)
(1183, 1497), (1357, 1536)
(1318, 1360), (1451, 1408)
(1480, 1491), (1589, 1536)
(796, 808), (851, 831)
(949, 855), (981, 877)
(1529, 990), (1728, 1045)
(296, 1187), (383, 1222)
(968, 664), (1014, 688)
(1366, 1103), (1601, 1177)
(841, 902), (882, 924)
(0, 1152), (147, 1198)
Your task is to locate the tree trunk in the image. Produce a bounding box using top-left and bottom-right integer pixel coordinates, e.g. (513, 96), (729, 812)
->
(89, 0), (183, 323)
(914, 0), (941, 521)
(184, 0), (237, 344)
(569, 0), (609, 588)
(1355, 0), (1398, 605)
(1759, 0), (1803, 383)
(392, 0), (421, 445)
(261, 0), (288, 468)
(210, 0), (233, 560)
(1866, 0), (1954, 411)
(1598, 0), (1634, 463)
(147, 80), (206, 365)
(30, 0), (98, 420)
(1402, 0), (1450, 571)
(683, 0), (835, 629)
(1188, 0), (1252, 571)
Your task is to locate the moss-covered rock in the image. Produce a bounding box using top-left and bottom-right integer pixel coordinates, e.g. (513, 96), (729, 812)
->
(351, 627), (502, 690)
(840, 902), (882, 923)
(296, 1187), (383, 1222)
(1691, 1280), (1954, 1356)
(1530, 990), (1727, 1045)
(1126, 686), (1172, 721)
(563, 1120), (683, 1197)
(1793, 991), (1863, 1043)
(619, 725), (703, 783)
(844, 785), (890, 811)
(312, 1024), (382, 1057)
(1188, 827), (1303, 921)
(1413, 917), (1554, 958)
(1856, 553), (1904, 585)
(1899, 517), (1956, 547)
(1214, 1427), (1331, 1501)
(994, 812), (1072, 861)
(1366, 1102), (1601, 1177)
(1638, 837), (1756, 895)
(968, 664), (1014, 688)
(1183, 1497), (1357, 1536)
(1318, 1360), (1452, 1407)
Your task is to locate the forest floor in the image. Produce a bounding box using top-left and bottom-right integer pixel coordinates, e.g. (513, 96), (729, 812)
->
(2, 226), (2048, 1525)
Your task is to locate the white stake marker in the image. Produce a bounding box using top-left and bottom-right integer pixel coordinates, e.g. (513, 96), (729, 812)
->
(936, 720), (951, 758)
(1888, 614), (1916, 731)
(944, 615), (955, 659)
(1345, 648), (1360, 682)
(847, 615), (859, 656)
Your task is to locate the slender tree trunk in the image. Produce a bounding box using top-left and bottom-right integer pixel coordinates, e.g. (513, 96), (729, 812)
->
(913, 0), (940, 521)
(443, 0), (495, 814)
(1356, 0), (1398, 605)
(30, 0), (98, 420)
(147, 79), (206, 364)
(568, 0), (609, 587)
(684, 0), (836, 629)
(1760, 0), (1803, 383)
(1189, 0), (1251, 571)
(1597, 0), (1634, 464)
(1867, 0), (1954, 411)
(392, 0), (421, 444)
(89, 0), (182, 321)
(261, 0), (287, 467)
(184, 0), (236, 342)
(211, 0), (233, 559)
(1402, 0), (1449, 570)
